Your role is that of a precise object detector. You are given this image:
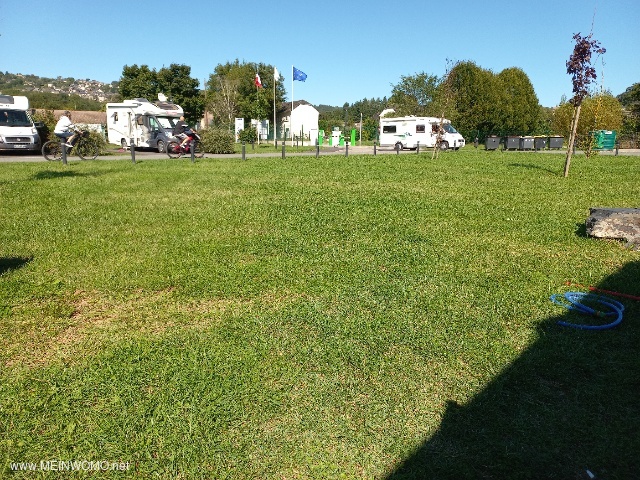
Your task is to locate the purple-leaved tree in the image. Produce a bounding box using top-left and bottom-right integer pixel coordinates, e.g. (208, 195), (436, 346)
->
(564, 32), (606, 177)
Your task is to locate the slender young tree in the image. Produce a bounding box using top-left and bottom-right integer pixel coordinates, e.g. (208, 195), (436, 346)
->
(564, 32), (606, 177)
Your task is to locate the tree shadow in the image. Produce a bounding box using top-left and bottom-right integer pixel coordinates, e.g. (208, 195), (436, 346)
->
(508, 163), (558, 175)
(0, 256), (33, 275)
(386, 260), (640, 480)
(32, 170), (88, 180)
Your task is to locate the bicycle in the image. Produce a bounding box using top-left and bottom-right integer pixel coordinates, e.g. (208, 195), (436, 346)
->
(42, 130), (100, 161)
(166, 132), (204, 159)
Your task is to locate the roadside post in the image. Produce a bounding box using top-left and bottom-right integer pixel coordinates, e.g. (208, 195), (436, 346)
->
(242, 141), (246, 161)
(130, 138), (136, 164)
(61, 139), (67, 165)
(190, 139), (195, 163)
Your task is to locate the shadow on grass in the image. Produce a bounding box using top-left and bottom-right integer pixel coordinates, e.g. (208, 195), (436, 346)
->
(386, 260), (640, 480)
(508, 163), (558, 175)
(0, 256), (33, 275)
(32, 170), (88, 180)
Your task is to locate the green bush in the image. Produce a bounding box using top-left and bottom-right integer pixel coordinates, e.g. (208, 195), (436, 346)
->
(199, 128), (235, 154)
(237, 127), (258, 144)
(32, 109), (56, 143)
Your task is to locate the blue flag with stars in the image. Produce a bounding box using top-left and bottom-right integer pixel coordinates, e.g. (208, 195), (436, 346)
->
(293, 67), (307, 82)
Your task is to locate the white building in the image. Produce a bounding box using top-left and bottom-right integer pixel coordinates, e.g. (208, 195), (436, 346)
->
(280, 100), (319, 143)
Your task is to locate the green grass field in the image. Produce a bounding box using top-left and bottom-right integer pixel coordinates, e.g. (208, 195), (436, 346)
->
(1, 150), (639, 479)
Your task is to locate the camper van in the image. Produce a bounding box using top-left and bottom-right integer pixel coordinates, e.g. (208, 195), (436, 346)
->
(379, 116), (465, 151)
(0, 95), (42, 152)
(106, 97), (183, 152)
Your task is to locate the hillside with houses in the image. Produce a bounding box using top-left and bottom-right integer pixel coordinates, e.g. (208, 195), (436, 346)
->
(0, 72), (119, 102)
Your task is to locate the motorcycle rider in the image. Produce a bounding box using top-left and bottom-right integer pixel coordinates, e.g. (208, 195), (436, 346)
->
(172, 116), (193, 148)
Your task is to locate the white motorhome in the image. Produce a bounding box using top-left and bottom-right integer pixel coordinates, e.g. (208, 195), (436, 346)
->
(379, 116), (465, 150)
(0, 94), (42, 152)
(106, 97), (183, 152)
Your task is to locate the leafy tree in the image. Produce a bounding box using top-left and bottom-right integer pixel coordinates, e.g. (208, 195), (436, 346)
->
(118, 65), (158, 100)
(563, 32), (606, 177)
(117, 64), (203, 124)
(447, 61), (499, 140)
(617, 82), (640, 134)
(388, 72), (440, 116)
(205, 60), (285, 132)
(495, 67), (540, 136)
(552, 94), (623, 140)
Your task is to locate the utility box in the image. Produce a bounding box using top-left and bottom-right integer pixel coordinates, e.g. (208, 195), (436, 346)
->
(590, 130), (617, 150)
(519, 136), (534, 150)
(485, 136), (500, 150)
(548, 136), (564, 149)
(534, 136), (547, 150)
(505, 136), (520, 150)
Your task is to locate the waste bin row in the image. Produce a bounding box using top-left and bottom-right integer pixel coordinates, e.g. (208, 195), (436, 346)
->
(484, 136), (564, 151)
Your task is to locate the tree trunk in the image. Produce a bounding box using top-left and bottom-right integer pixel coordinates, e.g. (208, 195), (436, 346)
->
(564, 103), (582, 177)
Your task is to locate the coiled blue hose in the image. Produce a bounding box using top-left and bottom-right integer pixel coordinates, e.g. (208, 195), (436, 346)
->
(550, 292), (625, 330)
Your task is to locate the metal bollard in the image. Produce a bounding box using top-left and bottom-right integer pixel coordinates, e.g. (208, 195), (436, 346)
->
(61, 139), (68, 165)
(130, 138), (136, 164)
(416, 141), (420, 154)
(373, 141), (377, 156)
(345, 142), (349, 157)
(315, 139), (319, 159)
(282, 144), (285, 159)
(615, 140), (619, 156)
(396, 143), (400, 155)
(474, 137), (479, 148)
(190, 139), (195, 163)
(242, 141), (246, 161)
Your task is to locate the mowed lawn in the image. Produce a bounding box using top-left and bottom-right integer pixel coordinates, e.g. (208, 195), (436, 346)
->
(1, 150), (639, 479)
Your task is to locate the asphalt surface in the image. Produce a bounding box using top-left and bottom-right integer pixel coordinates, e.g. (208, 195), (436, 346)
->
(1, 146), (639, 163)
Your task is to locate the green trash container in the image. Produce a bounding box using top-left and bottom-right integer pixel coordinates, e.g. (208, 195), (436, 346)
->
(590, 130), (617, 150)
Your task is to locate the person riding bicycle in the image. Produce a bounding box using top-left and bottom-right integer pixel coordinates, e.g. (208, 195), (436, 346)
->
(172, 116), (194, 149)
(54, 111), (78, 148)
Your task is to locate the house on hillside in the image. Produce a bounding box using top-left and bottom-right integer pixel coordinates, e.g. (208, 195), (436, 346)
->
(279, 100), (319, 143)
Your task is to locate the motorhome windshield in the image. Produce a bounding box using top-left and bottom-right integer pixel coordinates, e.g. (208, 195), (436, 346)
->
(156, 116), (178, 130)
(0, 109), (32, 127)
(443, 124), (458, 134)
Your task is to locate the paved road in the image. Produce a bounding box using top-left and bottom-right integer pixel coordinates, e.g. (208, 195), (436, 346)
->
(1, 146), (639, 163)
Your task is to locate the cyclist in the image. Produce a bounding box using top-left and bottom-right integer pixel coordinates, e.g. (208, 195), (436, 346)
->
(172, 116), (194, 149)
(54, 111), (78, 147)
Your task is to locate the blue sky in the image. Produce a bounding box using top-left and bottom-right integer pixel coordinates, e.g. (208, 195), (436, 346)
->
(1, 0), (637, 108)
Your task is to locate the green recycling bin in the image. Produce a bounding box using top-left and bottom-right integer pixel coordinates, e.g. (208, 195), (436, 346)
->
(590, 130), (617, 150)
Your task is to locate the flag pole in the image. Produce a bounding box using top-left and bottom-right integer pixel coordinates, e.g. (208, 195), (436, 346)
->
(273, 67), (277, 146)
(291, 65), (294, 147)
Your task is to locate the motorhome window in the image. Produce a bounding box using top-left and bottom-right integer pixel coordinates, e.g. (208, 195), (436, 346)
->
(156, 116), (176, 129)
(416, 125), (426, 133)
(382, 125), (396, 134)
(443, 124), (458, 134)
(0, 110), (31, 127)
(149, 117), (160, 131)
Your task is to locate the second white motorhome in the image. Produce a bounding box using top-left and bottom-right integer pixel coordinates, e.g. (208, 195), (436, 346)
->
(106, 97), (183, 152)
(379, 116), (465, 150)
(0, 94), (42, 153)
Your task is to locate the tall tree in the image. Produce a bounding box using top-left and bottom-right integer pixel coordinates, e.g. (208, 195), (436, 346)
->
(388, 72), (440, 116)
(206, 60), (286, 131)
(448, 61), (499, 139)
(495, 67), (540, 136)
(563, 32), (606, 177)
(118, 65), (157, 100)
(117, 64), (203, 124)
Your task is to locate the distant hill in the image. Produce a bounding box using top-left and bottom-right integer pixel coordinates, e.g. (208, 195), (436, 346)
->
(0, 72), (119, 109)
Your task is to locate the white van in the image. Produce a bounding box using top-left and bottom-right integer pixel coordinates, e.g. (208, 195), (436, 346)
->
(379, 116), (465, 150)
(0, 94), (42, 152)
(106, 97), (183, 152)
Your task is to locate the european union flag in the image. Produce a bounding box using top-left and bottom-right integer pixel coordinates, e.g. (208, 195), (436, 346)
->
(293, 67), (307, 82)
